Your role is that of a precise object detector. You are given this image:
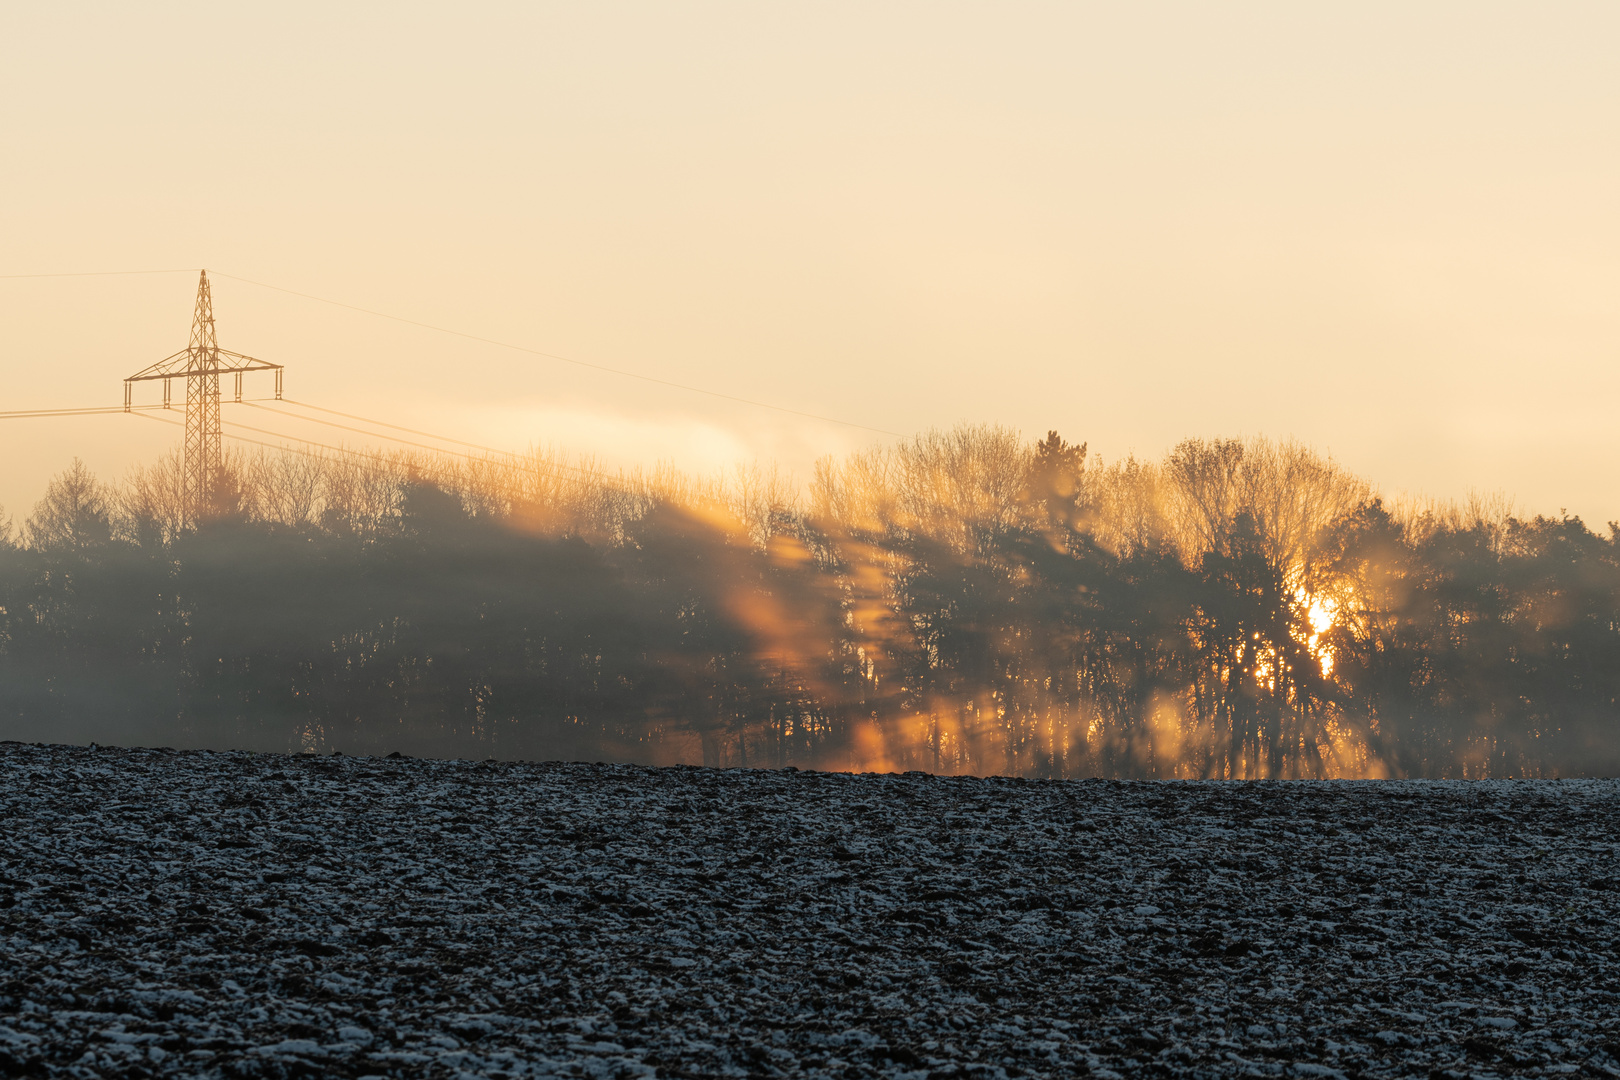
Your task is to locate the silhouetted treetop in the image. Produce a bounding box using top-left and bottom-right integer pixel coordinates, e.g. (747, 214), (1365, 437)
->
(1, 431), (1614, 778)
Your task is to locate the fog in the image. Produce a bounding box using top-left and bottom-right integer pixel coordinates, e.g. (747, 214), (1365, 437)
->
(2, 428), (1616, 778)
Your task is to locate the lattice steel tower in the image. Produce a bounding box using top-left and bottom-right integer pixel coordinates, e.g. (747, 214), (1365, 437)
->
(125, 271), (283, 526)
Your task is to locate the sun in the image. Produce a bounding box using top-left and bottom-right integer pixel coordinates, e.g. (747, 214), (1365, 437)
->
(1301, 591), (1339, 676)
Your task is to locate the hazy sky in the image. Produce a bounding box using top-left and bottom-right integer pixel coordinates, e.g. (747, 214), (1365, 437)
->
(2, 2), (1617, 526)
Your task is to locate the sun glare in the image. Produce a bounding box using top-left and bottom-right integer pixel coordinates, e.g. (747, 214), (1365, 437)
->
(1302, 592), (1339, 676)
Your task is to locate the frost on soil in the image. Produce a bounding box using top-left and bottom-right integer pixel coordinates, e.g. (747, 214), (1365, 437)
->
(2, 743), (1619, 1078)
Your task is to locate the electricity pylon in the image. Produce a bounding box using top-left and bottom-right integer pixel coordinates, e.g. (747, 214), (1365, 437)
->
(125, 270), (283, 526)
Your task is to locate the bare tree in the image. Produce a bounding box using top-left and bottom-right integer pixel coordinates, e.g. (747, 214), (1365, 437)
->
(28, 459), (113, 551)
(249, 449), (328, 528)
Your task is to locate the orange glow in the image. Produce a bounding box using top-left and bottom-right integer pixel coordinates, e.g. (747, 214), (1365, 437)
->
(1301, 591), (1339, 676)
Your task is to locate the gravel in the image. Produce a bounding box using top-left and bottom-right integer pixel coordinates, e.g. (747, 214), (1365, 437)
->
(3, 741), (1619, 1079)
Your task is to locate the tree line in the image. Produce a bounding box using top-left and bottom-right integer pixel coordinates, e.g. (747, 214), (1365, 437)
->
(1, 429), (1616, 777)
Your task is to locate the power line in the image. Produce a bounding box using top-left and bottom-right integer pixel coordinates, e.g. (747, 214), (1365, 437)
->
(225, 416), (628, 492)
(1, 398), (278, 420)
(228, 411), (499, 465)
(255, 398), (530, 461)
(139, 408), (632, 493)
(275, 398), (509, 455)
(15, 393), (625, 492)
(0, 269), (198, 279)
(246, 400), (596, 478)
(4, 265), (904, 438)
(139, 410), (436, 469)
(211, 271), (904, 437)
(136, 399), (501, 465)
(1, 407), (130, 419)
(137, 411), (378, 467)
(0, 404), (176, 420)
(240, 402), (631, 488)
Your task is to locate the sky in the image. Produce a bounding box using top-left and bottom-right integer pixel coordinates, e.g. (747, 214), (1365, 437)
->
(2, 2), (1617, 527)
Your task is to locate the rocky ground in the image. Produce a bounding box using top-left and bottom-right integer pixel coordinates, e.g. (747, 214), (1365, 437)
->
(1, 743), (1618, 1079)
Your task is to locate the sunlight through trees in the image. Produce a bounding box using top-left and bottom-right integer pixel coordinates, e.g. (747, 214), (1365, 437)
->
(2, 429), (1616, 778)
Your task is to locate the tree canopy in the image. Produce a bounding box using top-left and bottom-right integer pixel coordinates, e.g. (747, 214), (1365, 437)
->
(2, 432), (1615, 777)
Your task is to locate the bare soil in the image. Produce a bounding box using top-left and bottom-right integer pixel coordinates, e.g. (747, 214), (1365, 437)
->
(2, 743), (1618, 1078)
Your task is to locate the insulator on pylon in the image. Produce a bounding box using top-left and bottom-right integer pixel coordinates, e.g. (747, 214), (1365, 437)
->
(123, 269), (287, 528)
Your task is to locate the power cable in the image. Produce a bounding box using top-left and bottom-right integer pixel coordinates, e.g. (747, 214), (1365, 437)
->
(10, 393), (625, 492)
(138, 411), (438, 471)
(275, 398), (509, 455)
(0, 269), (198, 279)
(238, 402), (635, 489)
(135, 409), (633, 493)
(4, 266), (904, 437)
(1, 404), (176, 420)
(228, 416), (628, 491)
(261, 399), (604, 479)
(2, 398), (280, 421)
(137, 412), (391, 470)
(226, 413), (498, 466)
(211, 271), (904, 437)
(242, 401), (506, 460)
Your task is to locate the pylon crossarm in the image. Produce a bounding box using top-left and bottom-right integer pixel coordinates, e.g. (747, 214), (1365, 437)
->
(124, 349), (283, 382)
(122, 349), (191, 381)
